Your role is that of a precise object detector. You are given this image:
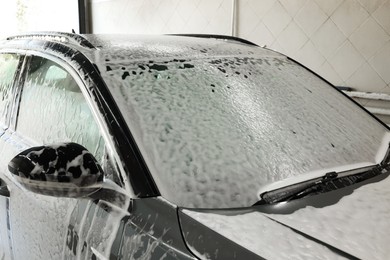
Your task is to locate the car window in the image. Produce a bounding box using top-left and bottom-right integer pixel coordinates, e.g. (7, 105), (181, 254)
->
(103, 55), (389, 208)
(16, 56), (105, 163)
(0, 53), (20, 128)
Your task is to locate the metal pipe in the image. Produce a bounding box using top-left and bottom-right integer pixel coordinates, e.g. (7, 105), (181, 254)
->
(78, 0), (92, 33)
(231, 0), (237, 37)
(343, 91), (390, 122)
(343, 91), (390, 102)
(366, 107), (390, 116)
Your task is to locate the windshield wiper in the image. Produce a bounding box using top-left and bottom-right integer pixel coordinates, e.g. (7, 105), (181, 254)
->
(256, 163), (389, 205)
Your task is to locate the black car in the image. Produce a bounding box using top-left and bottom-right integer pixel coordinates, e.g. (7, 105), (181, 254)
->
(0, 32), (389, 259)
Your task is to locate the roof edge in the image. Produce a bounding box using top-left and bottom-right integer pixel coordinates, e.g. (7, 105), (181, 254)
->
(6, 31), (96, 50)
(166, 34), (258, 47)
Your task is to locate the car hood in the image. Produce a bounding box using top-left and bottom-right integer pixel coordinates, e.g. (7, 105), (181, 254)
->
(179, 173), (390, 259)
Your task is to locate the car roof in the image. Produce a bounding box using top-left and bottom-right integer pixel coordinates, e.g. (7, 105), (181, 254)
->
(1, 32), (282, 64)
(83, 34), (281, 62)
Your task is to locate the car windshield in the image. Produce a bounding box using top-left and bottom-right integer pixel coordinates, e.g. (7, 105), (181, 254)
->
(101, 52), (388, 208)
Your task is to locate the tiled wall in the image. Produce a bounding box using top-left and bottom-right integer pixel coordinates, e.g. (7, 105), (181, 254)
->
(91, 0), (390, 94)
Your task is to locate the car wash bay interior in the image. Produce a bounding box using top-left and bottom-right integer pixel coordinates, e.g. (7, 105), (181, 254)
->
(3, 0), (390, 123)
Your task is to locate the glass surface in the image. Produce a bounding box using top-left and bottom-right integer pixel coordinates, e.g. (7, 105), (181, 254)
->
(0, 53), (19, 127)
(103, 55), (388, 208)
(17, 56), (105, 162)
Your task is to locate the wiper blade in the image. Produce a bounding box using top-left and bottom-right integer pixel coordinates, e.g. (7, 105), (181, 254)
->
(277, 171), (338, 202)
(257, 172), (338, 205)
(256, 164), (389, 205)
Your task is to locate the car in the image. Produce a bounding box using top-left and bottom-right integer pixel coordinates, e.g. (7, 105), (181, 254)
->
(0, 32), (389, 259)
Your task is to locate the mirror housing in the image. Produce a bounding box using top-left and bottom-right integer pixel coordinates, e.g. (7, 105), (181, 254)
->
(8, 142), (104, 197)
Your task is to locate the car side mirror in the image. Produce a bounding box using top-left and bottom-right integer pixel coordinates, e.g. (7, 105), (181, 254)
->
(8, 142), (104, 197)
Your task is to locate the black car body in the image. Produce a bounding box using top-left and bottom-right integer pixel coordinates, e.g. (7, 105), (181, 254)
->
(0, 32), (389, 259)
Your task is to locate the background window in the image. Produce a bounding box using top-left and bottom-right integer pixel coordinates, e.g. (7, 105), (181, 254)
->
(0, 1), (79, 37)
(0, 53), (19, 128)
(17, 56), (104, 161)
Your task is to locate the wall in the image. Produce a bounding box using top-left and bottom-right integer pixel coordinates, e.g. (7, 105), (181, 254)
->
(90, 0), (390, 94)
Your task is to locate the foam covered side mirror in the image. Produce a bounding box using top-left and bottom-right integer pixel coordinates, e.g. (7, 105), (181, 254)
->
(8, 142), (103, 197)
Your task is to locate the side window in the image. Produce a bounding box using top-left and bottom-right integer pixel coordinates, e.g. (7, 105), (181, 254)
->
(16, 56), (105, 162)
(0, 53), (20, 128)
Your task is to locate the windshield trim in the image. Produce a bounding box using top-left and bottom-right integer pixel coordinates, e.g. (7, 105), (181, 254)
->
(257, 141), (390, 205)
(257, 133), (390, 197)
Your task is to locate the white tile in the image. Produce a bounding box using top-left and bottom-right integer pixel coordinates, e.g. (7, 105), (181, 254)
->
(237, 3), (263, 37)
(192, 0), (202, 8)
(331, 0), (369, 37)
(312, 18), (347, 59)
(209, 17), (231, 35)
(156, 0), (180, 24)
(182, 7), (209, 34)
(296, 40), (326, 71)
(246, 0), (277, 18)
(262, 1), (292, 38)
(318, 61), (344, 86)
(373, 0), (390, 35)
(294, 1), (328, 37)
(136, 3), (156, 31)
(369, 41), (390, 84)
(143, 3), (169, 33)
(276, 21), (308, 56)
(346, 62), (388, 92)
(279, 0), (308, 17)
(174, 0), (199, 24)
(350, 17), (390, 60)
(220, 0), (233, 14)
(208, 2), (232, 35)
(376, 85), (390, 95)
(269, 40), (286, 53)
(247, 22), (276, 47)
(148, 16), (168, 34)
(91, 2), (114, 32)
(201, 22), (216, 34)
(357, 0), (386, 14)
(329, 40), (365, 81)
(197, 0), (225, 24)
(314, 0), (343, 16)
(165, 10), (187, 33)
(123, 3), (151, 34)
(366, 84), (390, 95)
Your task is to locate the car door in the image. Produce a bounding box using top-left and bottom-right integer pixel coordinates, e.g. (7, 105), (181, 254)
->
(0, 53), (130, 259)
(0, 52), (24, 260)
